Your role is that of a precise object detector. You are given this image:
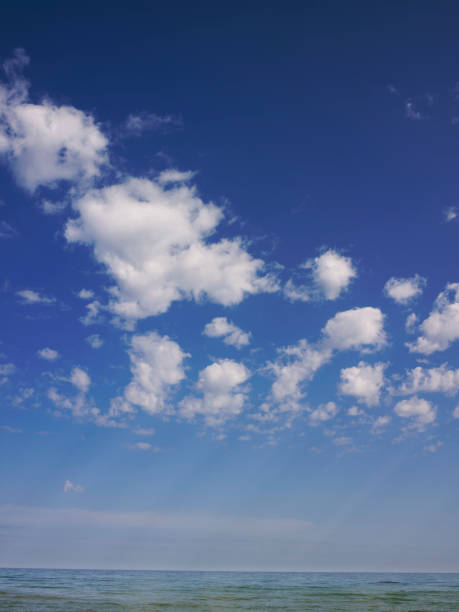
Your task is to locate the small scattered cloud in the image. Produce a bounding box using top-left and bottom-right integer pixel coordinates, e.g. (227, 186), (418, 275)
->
(372, 415), (391, 433)
(309, 401), (338, 425)
(37, 347), (60, 361)
(123, 112), (182, 136)
(285, 249), (357, 302)
(70, 367), (90, 393)
(0, 363), (15, 385)
(444, 206), (458, 222)
(86, 334), (103, 349)
(1, 425), (22, 433)
(394, 396), (436, 430)
(384, 275), (426, 305)
(64, 480), (84, 493)
(40, 200), (67, 215)
(405, 313), (418, 334)
(405, 101), (422, 120)
(0, 220), (17, 238)
(132, 427), (155, 436)
(408, 283), (459, 354)
(78, 289), (94, 300)
(203, 316), (251, 348)
(424, 440), (443, 453)
(128, 441), (160, 452)
(333, 436), (352, 447)
(17, 289), (55, 305)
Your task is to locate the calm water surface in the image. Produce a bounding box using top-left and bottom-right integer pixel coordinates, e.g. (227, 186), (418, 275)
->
(1, 569), (459, 610)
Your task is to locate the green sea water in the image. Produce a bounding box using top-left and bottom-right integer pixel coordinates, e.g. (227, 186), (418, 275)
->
(1, 568), (459, 610)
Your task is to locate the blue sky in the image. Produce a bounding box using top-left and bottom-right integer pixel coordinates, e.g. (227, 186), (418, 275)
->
(1, 2), (459, 571)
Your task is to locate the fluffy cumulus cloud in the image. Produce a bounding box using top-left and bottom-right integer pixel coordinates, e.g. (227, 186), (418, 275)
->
(0, 49), (108, 192)
(203, 316), (251, 348)
(180, 359), (250, 426)
(408, 283), (459, 354)
(37, 347), (60, 361)
(65, 176), (277, 324)
(395, 365), (459, 395)
(268, 340), (332, 412)
(285, 249), (357, 302)
(116, 332), (188, 416)
(384, 275), (426, 305)
(393, 396), (436, 430)
(339, 362), (386, 406)
(309, 401), (339, 425)
(322, 307), (386, 352)
(70, 367), (90, 393)
(306, 250), (357, 299)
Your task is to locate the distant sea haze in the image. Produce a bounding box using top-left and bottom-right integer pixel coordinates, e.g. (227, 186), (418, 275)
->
(1, 568), (459, 610)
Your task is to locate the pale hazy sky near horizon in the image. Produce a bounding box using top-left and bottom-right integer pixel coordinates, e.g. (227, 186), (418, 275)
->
(1, 1), (459, 571)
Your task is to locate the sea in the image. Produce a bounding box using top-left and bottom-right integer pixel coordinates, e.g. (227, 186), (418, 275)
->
(1, 568), (459, 610)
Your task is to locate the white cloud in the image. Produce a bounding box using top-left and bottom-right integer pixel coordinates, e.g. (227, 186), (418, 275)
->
(393, 396), (436, 430)
(37, 347), (60, 361)
(396, 364), (459, 395)
(268, 340), (332, 412)
(78, 288), (94, 300)
(305, 250), (357, 300)
(65, 176), (277, 324)
(322, 307), (386, 352)
(424, 441), (443, 453)
(0, 363), (15, 377)
(408, 283), (459, 354)
(48, 367), (123, 428)
(384, 275), (426, 305)
(180, 359), (250, 426)
(157, 169), (194, 184)
(285, 249), (357, 302)
(405, 101), (422, 120)
(133, 427), (155, 436)
(128, 441), (158, 451)
(283, 279), (310, 302)
(80, 300), (102, 326)
(41, 200), (67, 215)
(118, 332), (188, 416)
(86, 334), (103, 349)
(405, 312), (418, 334)
(444, 206), (457, 222)
(17, 289), (54, 304)
(124, 113), (181, 136)
(70, 367), (90, 393)
(0, 50), (108, 191)
(309, 401), (338, 425)
(333, 436), (352, 446)
(1, 425), (22, 433)
(203, 316), (251, 348)
(372, 415), (391, 432)
(339, 362), (386, 406)
(348, 405), (365, 417)
(0, 220), (17, 238)
(453, 405), (459, 418)
(64, 480), (84, 493)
